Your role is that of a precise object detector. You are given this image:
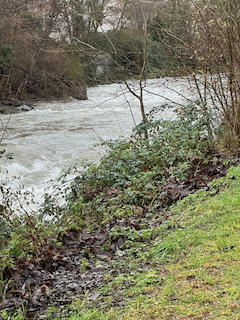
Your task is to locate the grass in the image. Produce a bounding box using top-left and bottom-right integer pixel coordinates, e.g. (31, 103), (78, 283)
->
(55, 167), (240, 320)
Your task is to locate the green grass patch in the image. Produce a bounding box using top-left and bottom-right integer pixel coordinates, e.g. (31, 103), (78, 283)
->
(62, 169), (240, 320)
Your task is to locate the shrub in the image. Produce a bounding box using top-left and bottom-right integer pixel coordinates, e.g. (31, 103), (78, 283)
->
(39, 101), (216, 229)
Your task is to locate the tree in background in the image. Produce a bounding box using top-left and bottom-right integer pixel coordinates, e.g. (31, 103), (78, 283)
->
(137, 0), (240, 145)
(4, 0), (240, 143)
(0, 0), (189, 101)
(147, 0), (192, 76)
(179, 0), (240, 145)
(0, 0), (88, 100)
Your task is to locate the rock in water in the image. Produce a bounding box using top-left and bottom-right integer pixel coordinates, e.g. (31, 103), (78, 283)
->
(17, 104), (34, 112)
(0, 100), (34, 114)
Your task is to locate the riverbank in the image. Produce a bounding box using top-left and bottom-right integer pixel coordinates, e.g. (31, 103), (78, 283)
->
(2, 162), (240, 319)
(1, 157), (240, 319)
(0, 86), (88, 114)
(1, 100), (238, 319)
(66, 165), (240, 319)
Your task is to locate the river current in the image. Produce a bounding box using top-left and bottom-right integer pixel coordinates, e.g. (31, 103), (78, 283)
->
(0, 78), (197, 207)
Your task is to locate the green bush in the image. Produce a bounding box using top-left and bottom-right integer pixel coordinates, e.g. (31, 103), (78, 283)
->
(0, 101), (217, 272)
(39, 101), (216, 232)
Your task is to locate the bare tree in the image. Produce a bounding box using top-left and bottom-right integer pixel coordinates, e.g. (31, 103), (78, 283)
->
(179, 0), (240, 144)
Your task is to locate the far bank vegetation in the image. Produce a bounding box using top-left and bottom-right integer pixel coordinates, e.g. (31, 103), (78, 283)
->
(0, 0), (240, 145)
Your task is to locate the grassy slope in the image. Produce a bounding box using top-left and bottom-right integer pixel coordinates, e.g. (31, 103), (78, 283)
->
(63, 166), (240, 320)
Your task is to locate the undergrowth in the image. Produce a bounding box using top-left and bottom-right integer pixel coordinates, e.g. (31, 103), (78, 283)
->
(0, 100), (230, 319)
(38, 101), (216, 231)
(63, 164), (240, 320)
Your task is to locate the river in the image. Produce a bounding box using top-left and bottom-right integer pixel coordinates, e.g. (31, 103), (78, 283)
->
(0, 78), (197, 208)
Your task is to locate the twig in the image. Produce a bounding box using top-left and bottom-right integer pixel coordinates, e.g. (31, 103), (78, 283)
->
(150, 192), (162, 206)
(0, 113), (11, 145)
(194, 161), (200, 177)
(3, 278), (12, 301)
